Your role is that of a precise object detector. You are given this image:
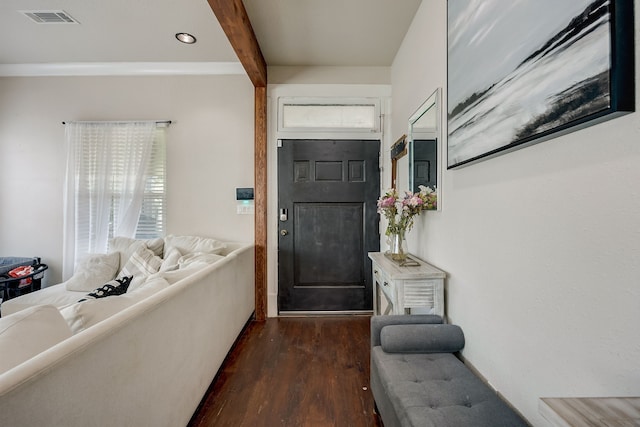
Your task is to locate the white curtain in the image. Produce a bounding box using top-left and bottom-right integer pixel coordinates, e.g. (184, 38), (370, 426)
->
(63, 122), (156, 279)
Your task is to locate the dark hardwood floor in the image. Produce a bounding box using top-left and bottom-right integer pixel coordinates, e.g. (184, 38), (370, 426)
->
(189, 315), (382, 427)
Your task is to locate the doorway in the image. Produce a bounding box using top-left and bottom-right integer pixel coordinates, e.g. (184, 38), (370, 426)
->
(277, 139), (380, 313)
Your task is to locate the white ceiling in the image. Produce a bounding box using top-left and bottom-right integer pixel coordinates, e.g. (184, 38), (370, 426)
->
(243, 0), (422, 67)
(0, 0), (421, 72)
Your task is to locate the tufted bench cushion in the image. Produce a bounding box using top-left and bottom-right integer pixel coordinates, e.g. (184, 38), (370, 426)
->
(370, 316), (528, 427)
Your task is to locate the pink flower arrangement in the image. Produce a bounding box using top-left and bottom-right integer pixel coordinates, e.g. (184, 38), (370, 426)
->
(377, 185), (436, 236)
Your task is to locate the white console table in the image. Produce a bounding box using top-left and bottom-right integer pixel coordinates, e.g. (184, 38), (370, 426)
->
(368, 252), (446, 318)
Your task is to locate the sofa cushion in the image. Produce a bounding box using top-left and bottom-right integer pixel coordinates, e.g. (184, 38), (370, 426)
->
(78, 276), (132, 302)
(159, 267), (206, 285)
(0, 283), (85, 316)
(177, 252), (225, 269)
(0, 305), (73, 375)
(118, 245), (163, 291)
(164, 235), (226, 256)
(65, 252), (120, 292)
(61, 275), (170, 334)
(380, 324), (465, 354)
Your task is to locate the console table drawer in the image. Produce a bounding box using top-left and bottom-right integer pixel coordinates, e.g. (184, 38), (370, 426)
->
(372, 265), (385, 285)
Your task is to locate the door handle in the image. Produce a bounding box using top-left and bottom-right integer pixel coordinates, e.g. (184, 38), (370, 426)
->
(280, 229), (289, 236)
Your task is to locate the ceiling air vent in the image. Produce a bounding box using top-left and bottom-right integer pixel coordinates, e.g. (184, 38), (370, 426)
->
(20, 10), (79, 24)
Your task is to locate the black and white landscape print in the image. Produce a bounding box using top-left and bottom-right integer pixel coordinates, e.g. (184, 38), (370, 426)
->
(447, 0), (614, 168)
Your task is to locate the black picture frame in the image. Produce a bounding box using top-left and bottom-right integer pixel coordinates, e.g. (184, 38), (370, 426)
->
(447, 0), (635, 169)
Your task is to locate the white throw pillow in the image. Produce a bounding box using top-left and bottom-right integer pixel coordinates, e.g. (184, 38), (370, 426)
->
(108, 236), (139, 253)
(0, 305), (73, 375)
(143, 237), (164, 257)
(164, 235), (226, 256)
(159, 247), (182, 272)
(109, 237), (147, 275)
(65, 252), (120, 292)
(61, 276), (170, 334)
(109, 236), (164, 257)
(119, 245), (163, 292)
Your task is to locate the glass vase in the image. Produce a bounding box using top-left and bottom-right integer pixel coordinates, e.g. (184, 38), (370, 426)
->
(387, 230), (408, 262)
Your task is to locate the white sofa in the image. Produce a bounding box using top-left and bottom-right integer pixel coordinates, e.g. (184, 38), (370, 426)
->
(0, 236), (255, 427)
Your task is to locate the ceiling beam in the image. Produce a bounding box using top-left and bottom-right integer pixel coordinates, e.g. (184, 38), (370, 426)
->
(208, 0), (269, 321)
(207, 0), (267, 87)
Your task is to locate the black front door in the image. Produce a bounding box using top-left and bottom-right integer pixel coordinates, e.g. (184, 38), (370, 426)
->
(278, 139), (380, 312)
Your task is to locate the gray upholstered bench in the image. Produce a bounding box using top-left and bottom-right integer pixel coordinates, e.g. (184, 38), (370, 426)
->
(370, 315), (528, 427)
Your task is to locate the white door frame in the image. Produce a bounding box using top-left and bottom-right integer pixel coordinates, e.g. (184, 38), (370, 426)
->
(266, 83), (393, 317)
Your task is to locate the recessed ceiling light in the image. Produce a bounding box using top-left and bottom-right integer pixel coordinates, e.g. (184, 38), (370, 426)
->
(175, 33), (196, 44)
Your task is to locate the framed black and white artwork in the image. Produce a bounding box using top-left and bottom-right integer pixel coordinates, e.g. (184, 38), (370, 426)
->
(447, 0), (635, 169)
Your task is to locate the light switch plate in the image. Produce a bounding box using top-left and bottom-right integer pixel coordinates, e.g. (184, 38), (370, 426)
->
(237, 204), (255, 215)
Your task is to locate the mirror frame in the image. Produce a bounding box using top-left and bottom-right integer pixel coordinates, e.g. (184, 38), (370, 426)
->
(408, 87), (442, 210)
(390, 134), (407, 189)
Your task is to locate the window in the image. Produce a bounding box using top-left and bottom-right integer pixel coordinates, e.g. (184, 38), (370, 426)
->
(63, 122), (167, 278)
(282, 104), (377, 129)
(278, 97), (380, 132)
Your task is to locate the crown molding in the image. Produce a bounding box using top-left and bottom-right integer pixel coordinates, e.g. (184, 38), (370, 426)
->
(0, 62), (246, 77)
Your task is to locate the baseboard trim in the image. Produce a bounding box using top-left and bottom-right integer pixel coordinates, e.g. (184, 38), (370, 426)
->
(279, 310), (373, 317)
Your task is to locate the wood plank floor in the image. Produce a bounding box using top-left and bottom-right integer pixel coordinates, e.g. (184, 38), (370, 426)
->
(189, 316), (382, 427)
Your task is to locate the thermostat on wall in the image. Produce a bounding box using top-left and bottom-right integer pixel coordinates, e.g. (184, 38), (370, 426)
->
(236, 188), (254, 201)
(236, 188), (255, 215)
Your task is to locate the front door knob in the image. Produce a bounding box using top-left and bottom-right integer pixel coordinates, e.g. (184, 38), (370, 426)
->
(280, 229), (289, 236)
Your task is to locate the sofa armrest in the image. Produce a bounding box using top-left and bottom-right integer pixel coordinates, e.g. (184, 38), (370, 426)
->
(380, 324), (464, 353)
(370, 314), (442, 348)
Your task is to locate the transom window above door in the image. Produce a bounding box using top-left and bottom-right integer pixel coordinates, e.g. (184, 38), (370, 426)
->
(278, 97), (380, 133)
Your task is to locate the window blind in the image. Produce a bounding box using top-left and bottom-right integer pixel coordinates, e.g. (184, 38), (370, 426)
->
(135, 129), (166, 239)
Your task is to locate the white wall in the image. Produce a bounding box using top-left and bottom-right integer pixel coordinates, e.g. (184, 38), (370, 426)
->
(391, 1), (640, 425)
(0, 74), (255, 285)
(268, 66), (390, 85)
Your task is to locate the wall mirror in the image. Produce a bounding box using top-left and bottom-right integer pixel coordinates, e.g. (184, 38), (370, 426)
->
(408, 88), (441, 210)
